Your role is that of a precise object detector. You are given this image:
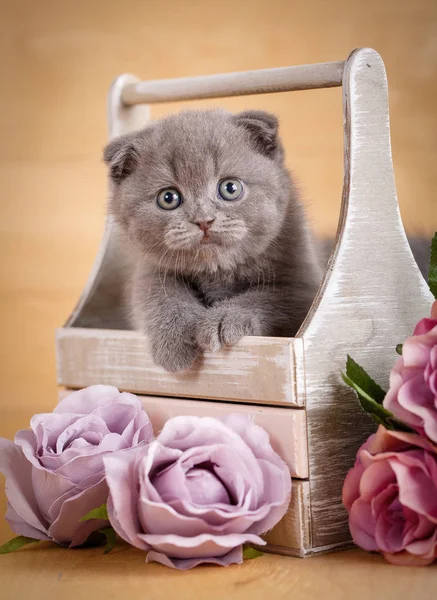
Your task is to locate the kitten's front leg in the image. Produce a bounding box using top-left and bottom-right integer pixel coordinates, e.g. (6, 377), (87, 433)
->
(132, 268), (206, 372)
(196, 290), (277, 352)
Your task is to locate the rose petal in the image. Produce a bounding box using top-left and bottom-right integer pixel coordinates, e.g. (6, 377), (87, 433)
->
(343, 463), (365, 511)
(13, 429), (41, 469)
(0, 438), (48, 536)
(48, 478), (109, 547)
(383, 551), (436, 566)
(55, 415), (110, 454)
(30, 413), (81, 454)
(349, 498), (378, 551)
(185, 468), (231, 505)
(94, 403), (137, 436)
(245, 458), (291, 535)
(404, 529), (437, 559)
(55, 385), (126, 414)
(359, 460), (395, 502)
(390, 459), (437, 522)
(413, 319), (437, 336)
(138, 532), (265, 559)
(146, 545), (243, 570)
(222, 414), (287, 473)
(373, 485), (404, 553)
(31, 466), (75, 524)
(140, 442), (183, 504)
(396, 378), (437, 441)
(104, 445), (150, 551)
(157, 417), (265, 502)
(5, 502), (50, 541)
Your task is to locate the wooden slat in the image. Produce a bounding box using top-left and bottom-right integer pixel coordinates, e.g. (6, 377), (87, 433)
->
(299, 48), (434, 549)
(262, 479), (310, 556)
(121, 61), (345, 105)
(56, 328), (304, 406)
(139, 395), (308, 478)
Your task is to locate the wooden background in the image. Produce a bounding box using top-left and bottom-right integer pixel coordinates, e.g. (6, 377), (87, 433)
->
(0, 0), (436, 545)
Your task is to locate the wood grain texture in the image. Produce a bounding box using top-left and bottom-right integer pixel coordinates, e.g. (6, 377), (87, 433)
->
(262, 480), (310, 555)
(299, 48), (434, 549)
(56, 328), (303, 406)
(121, 61), (345, 105)
(2, 546), (436, 600)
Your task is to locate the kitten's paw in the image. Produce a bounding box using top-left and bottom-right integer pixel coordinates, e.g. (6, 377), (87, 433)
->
(196, 307), (263, 352)
(150, 337), (200, 373)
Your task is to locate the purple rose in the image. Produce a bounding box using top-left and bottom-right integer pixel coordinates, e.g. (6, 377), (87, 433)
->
(384, 317), (437, 443)
(343, 426), (437, 565)
(0, 385), (153, 547)
(104, 414), (291, 569)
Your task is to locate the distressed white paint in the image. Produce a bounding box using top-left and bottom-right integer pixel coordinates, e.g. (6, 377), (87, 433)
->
(56, 328), (302, 406)
(56, 48), (434, 557)
(298, 48), (433, 548)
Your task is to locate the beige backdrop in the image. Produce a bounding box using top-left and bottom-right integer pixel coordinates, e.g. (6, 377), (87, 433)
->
(0, 0), (436, 420)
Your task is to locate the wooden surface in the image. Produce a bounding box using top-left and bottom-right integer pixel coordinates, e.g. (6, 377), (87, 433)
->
(57, 328), (303, 406)
(0, 543), (436, 600)
(300, 49), (434, 548)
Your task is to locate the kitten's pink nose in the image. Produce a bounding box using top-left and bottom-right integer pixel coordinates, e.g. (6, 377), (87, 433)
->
(194, 219), (215, 233)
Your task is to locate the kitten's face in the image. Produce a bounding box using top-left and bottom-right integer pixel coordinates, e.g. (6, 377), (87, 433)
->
(105, 109), (290, 273)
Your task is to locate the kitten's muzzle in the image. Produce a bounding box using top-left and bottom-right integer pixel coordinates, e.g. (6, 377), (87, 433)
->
(192, 219), (215, 236)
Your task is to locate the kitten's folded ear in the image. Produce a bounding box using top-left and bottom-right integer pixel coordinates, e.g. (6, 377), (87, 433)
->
(103, 131), (141, 183)
(233, 110), (281, 159)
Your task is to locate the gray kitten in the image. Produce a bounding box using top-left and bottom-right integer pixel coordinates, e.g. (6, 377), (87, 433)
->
(104, 109), (323, 372)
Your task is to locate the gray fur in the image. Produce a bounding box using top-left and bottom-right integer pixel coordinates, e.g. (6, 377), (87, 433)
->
(104, 109), (323, 372)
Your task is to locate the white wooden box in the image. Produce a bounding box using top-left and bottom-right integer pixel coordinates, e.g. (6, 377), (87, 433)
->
(56, 48), (432, 557)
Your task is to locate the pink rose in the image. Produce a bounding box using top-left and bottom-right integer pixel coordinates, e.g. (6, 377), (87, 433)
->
(343, 426), (437, 565)
(104, 415), (291, 569)
(383, 317), (437, 442)
(0, 385), (153, 547)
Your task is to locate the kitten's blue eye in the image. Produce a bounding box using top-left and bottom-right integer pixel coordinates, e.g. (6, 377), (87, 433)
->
(157, 188), (182, 210)
(218, 179), (243, 201)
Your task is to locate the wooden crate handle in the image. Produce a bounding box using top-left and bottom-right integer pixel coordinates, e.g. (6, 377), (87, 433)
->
(120, 61), (344, 105)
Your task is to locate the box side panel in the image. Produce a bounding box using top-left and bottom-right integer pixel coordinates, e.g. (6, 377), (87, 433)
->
(57, 328), (303, 407)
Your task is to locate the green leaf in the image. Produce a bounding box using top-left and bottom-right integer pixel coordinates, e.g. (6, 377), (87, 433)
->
(342, 372), (414, 433)
(342, 372), (393, 425)
(429, 233), (437, 299)
(80, 503), (109, 522)
(243, 545), (263, 560)
(345, 355), (386, 404)
(396, 344), (403, 356)
(99, 527), (116, 554)
(0, 536), (40, 554)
